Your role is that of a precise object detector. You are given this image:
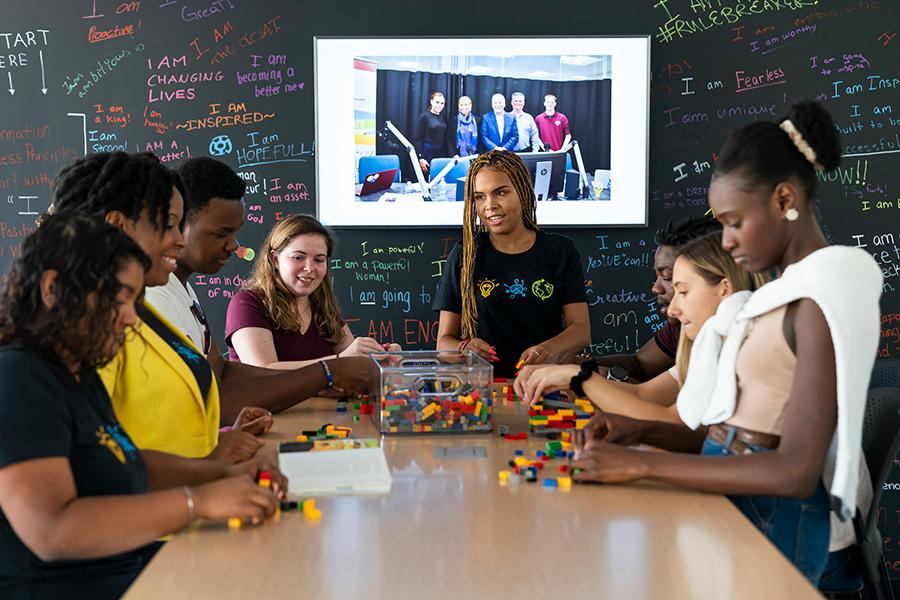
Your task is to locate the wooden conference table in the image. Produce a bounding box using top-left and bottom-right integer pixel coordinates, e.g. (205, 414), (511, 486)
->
(125, 398), (822, 599)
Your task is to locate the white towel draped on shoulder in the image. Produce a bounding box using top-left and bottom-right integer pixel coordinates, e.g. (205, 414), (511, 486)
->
(676, 246), (883, 520)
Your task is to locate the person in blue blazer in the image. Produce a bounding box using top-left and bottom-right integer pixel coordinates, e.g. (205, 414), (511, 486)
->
(481, 93), (519, 151)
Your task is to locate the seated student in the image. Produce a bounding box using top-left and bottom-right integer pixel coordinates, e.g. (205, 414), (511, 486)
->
(592, 216), (722, 383)
(515, 232), (767, 421)
(480, 94), (519, 152)
(0, 214), (285, 600)
(570, 101), (880, 588)
(144, 157), (372, 421)
(52, 153), (371, 461)
(434, 149), (591, 378)
(226, 214), (399, 369)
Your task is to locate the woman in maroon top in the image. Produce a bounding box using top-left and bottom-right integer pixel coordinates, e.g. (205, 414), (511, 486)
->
(225, 215), (399, 368)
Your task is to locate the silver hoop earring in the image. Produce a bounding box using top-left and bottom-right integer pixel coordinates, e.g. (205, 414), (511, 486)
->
(785, 208), (799, 222)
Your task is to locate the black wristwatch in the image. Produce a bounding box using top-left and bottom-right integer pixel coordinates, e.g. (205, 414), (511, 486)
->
(569, 359), (599, 397)
(606, 366), (630, 382)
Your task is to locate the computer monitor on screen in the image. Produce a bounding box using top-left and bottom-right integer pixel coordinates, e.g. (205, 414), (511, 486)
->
(516, 150), (568, 201)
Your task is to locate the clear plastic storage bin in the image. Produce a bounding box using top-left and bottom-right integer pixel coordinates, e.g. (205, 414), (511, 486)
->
(369, 350), (493, 434)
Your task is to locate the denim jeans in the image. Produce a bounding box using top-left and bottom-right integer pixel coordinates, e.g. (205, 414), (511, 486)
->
(702, 433), (831, 585)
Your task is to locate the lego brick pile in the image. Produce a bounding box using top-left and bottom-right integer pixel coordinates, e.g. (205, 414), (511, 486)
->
(528, 393), (595, 437)
(377, 383), (492, 433)
(294, 423), (352, 442)
(499, 442), (576, 489)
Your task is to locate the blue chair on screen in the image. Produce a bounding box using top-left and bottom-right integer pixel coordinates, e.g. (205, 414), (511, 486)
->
(359, 155), (400, 183)
(429, 158), (469, 184)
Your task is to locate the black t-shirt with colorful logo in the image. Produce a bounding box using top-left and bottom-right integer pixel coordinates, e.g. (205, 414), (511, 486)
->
(434, 230), (587, 377)
(0, 345), (149, 599)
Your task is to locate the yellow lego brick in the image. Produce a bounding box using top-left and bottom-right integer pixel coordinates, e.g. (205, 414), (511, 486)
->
(228, 517), (242, 530)
(305, 508), (322, 521)
(389, 426), (398, 433)
(558, 477), (572, 490)
(382, 410), (390, 417)
(576, 419), (590, 429)
(561, 441), (573, 451)
(498, 470), (510, 481)
(474, 401), (482, 417)
(561, 432), (571, 442)
(557, 409), (575, 417)
(295, 434), (308, 442)
(424, 425), (432, 432)
(514, 457), (529, 466)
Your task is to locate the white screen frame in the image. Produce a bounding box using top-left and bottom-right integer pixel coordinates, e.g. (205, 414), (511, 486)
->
(315, 36), (650, 228)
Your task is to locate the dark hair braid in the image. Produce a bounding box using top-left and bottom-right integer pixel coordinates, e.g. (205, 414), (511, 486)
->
(713, 100), (841, 200)
(655, 215), (723, 248)
(52, 151), (178, 230)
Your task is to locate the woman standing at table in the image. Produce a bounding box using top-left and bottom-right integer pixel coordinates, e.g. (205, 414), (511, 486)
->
(415, 91), (449, 175)
(571, 101), (879, 587)
(0, 214), (285, 600)
(434, 149), (591, 378)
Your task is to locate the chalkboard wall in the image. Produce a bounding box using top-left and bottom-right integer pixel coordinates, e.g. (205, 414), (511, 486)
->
(2, 0), (899, 584)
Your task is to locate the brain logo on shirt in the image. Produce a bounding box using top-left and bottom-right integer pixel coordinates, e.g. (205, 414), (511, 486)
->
(503, 279), (527, 299)
(531, 278), (554, 301)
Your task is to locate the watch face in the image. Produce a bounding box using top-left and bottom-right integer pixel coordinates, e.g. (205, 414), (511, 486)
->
(608, 367), (629, 381)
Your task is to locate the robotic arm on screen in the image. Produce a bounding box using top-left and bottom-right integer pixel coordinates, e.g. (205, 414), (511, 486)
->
(569, 140), (595, 199)
(385, 120), (431, 201)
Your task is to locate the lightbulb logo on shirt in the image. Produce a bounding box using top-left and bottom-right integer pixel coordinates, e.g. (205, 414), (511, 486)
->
(531, 279), (554, 301)
(96, 424), (138, 464)
(478, 278), (499, 298)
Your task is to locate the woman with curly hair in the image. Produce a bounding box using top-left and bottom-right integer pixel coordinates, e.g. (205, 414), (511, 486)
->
(51, 152), (265, 462)
(0, 214), (285, 600)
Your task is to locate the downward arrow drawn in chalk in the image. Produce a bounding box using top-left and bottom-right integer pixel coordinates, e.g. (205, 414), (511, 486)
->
(39, 50), (47, 94)
(7, 72), (14, 95)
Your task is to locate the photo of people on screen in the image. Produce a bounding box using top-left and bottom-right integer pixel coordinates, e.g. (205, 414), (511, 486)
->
(456, 96), (479, 157)
(354, 54), (611, 202)
(510, 92), (542, 152)
(415, 92), (449, 175)
(482, 93), (519, 152)
(536, 93), (572, 152)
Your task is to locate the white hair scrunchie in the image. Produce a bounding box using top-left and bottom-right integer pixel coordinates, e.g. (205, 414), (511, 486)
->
(779, 119), (824, 171)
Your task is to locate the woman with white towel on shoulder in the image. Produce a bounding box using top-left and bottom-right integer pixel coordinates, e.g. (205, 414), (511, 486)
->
(570, 100), (881, 589)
